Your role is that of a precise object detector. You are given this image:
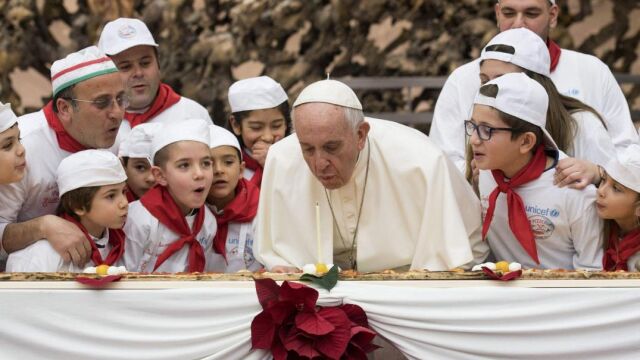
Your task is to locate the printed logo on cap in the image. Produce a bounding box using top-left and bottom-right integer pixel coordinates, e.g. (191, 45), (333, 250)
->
(118, 25), (137, 39)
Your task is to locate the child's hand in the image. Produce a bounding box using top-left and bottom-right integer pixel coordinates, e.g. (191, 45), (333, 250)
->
(43, 215), (92, 266)
(251, 140), (272, 167)
(554, 158), (599, 189)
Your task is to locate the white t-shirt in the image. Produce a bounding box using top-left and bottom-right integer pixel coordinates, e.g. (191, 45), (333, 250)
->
(6, 230), (123, 272)
(124, 200), (222, 273)
(430, 49), (638, 173)
(478, 152), (603, 270)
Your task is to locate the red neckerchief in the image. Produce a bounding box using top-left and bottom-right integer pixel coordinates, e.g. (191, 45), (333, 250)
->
(124, 83), (181, 128)
(140, 185), (206, 272)
(125, 184), (138, 203)
(547, 39), (562, 72)
(242, 149), (263, 188)
(43, 101), (89, 153)
(212, 178), (260, 261)
(60, 213), (125, 266)
(603, 224), (640, 271)
(482, 146), (548, 264)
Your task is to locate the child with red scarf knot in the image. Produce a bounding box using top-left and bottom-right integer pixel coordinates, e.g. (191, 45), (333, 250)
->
(598, 145), (640, 271)
(227, 76), (291, 188)
(7, 150), (128, 272)
(118, 123), (160, 202)
(0, 102), (25, 186)
(124, 119), (224, 273)
(206, 125), (262, 273)
(470, 72), (603, 270)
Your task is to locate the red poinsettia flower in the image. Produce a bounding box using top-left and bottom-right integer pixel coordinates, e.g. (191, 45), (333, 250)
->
(251, 278), (379, 360)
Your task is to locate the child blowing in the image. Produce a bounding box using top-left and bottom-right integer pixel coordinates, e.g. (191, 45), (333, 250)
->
(598, 146), (640, 271)
(124, 118), (223, 273)
(207, 125), (262, 272)
(470, 72), (603, 270)
(7, 150), (128, 272)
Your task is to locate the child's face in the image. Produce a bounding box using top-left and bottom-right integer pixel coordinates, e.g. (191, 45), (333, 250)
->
(231, 108), (287, 151)
(0, 125), (26, 185)
(124, 157), (155, 198)
(76, 182), (128, 237)
(207, 145), (244, 207)
(596, 172), (640, 225)
(153, 141), (213, 215)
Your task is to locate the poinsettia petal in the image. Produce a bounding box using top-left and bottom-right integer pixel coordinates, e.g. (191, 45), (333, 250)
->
(295, 311), (336, 336)
(280, 281), (319, 312)
(254, 277), (281, 309)
(282, 326), (321, 358)
(343, 344), (368, 360)
(250, 311), (276, 349)
(272, 336), (288, 360)
(339, 304), (369, 327)
(315, 308), (352, 359)
(270, 301), (296, 325)
(349, 326), (379, 352)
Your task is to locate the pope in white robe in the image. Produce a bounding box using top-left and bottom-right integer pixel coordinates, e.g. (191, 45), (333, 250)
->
(255, 80), (488, 272)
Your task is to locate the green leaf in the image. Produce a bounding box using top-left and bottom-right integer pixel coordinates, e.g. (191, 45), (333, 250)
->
(299, 265), (339, 291)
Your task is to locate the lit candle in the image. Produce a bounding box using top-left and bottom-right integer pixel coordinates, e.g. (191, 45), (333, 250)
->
(316, 201), (321, 264)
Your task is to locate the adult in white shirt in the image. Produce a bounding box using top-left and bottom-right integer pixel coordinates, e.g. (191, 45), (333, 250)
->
(0, 46), (125, 267)
(255, 79), (488, 272)
(430, 0), (637, 177)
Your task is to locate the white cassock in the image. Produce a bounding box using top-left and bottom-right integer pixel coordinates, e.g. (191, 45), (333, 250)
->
(255, 117), (489, 272)
(123, 201), (223, 273)
(6, 230), (124, 272)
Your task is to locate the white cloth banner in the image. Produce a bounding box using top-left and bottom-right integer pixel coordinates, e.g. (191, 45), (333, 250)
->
(0, 281), (639, 359)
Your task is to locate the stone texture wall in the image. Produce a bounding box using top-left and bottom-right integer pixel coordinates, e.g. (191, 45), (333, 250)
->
(1, 0), (638, 127)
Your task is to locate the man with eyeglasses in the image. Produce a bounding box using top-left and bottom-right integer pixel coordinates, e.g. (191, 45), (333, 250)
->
(0, 46), (125, 269)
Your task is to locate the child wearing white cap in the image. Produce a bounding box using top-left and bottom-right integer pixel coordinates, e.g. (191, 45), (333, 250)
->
(6, 150), (128, 272)
(118, 123), (160, 202)
(471, 73), (603, 270)
(123, 119), (223, 273)
(206, 125), (262, 272)
(0, 102), (26, 185)
(227, 76), (291, 187)
(598, 146), (640, 271)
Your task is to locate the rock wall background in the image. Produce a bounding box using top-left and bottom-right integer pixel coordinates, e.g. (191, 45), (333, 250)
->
(1, 0), (638, 129)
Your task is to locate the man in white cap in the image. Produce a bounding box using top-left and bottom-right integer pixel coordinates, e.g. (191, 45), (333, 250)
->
(0, 46), (125, 268)
(255, 79), (488, 272)
(430, 0), (637, 175)
(98, 17), (212, 139)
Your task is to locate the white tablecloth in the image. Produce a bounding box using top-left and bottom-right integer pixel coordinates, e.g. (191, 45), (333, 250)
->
(0, 280), (639, 359)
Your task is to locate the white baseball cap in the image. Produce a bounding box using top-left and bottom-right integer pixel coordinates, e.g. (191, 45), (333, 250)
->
(209, 125), (241, 157)
(0, 102), (18, 133)
(151, 119), (211, 165)
(481, 28), (550, 77)
(98, 18), (159, 56)
(228, 76), (288, 113)
(51, 46), (118, 96)
(57, 150), (127, 196)
(603, 145), (640, 193)
(293, 79), (362, 110)
(118, 123), (161, 162)
(474, 72), (557, 150)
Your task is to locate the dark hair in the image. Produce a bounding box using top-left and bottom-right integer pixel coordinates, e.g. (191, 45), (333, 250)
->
(153, 145), (171, 168)
(52, 84), (77, 113)
(55, 186), (101, 221)
(228, 101), (292, 148)
(121, 156), (129, 167)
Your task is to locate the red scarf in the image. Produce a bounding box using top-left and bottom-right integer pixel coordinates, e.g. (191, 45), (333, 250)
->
(43, 101), (89, 153)
(547, 39), (562, 72)
(242, 149), (263, 188)
(60, 213), (125, 266)
(603, 224), (640, 271)
(124, 83), (180, 128)
(125, 184), (138, 203)
(482, 146), (548, 264)
(212, 178), (260, 261)
(140, 185), (206, 272)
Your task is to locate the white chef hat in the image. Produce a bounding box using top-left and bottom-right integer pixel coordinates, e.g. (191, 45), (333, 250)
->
(293, 79), (362, 110)
(481, 28), (550, 77)
(57, 149), (127, 196)
(0, 102), (18, 133)
(209, 124), (241, 158)
(228, 76), (288, 113)
(150, 119), (211, 165)
(98, 17), (159, 56)
(118, 123), (161, 162)
(474, 72), (557, 150)
(603, 145), (640, 193)
(51, 46), (118, 97)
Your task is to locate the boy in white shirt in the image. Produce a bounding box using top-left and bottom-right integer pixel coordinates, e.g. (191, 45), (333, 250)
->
(118, 123), (159, 202)
(124, 119), (223, 273)
(470, 73), (602, 270)
(207, 125), (262, 272)
(7, 150), (128, 272)
(0, 102), (25, 186)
